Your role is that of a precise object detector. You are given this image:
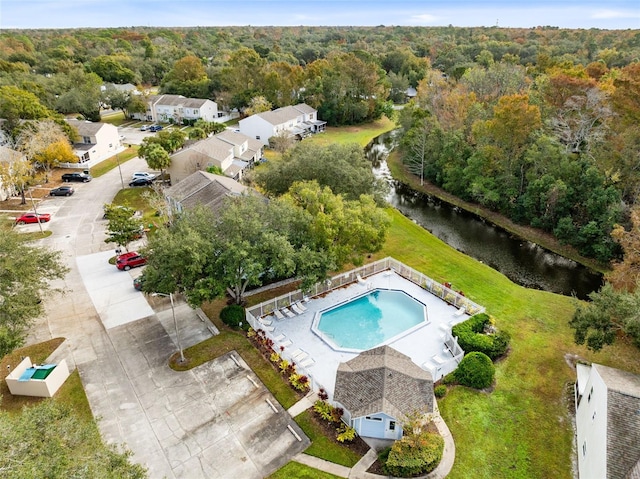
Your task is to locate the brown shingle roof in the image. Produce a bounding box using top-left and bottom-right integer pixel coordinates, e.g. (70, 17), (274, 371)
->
(595, 364), (640, 479)
(334, 346), (433, 420)
(164, 170), (248, 214)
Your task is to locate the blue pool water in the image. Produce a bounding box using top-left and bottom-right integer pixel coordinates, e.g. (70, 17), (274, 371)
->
(316, 289), (426, 350)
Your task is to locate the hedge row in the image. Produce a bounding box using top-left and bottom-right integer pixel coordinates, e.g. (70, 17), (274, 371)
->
(451, 313), (510, 360)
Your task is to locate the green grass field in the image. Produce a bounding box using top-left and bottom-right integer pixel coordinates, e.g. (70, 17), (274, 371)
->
(372, 207), (640, 478)
(267, 461), (344, 479)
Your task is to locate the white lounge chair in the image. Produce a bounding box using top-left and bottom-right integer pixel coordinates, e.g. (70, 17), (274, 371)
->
(295, 301), (307, 312)
(432, 354), (447, 365)
(273, 309), (285, 320)
(273, 333), (285, 342)
(357, 274), (367, 285)
(279, 339), (292, 348)
(291, 303), (304, 315)
(259, 317), (273, 326)
(282, 307), (296, 318)
(294, 352), (308, 361)
(300, 358), (315, 368)
(454, 306), (466, 317)
(290, 348), (303, 358)
(262, 325), (275, 332)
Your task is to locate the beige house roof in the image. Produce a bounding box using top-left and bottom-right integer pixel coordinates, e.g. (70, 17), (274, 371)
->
(151, 94), (209, 108)
(67, 118), (105, 137)
(334, 345), (434, 420)
(164, 170), (248, 214)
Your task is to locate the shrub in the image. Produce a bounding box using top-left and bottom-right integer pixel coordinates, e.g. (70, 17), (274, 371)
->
(219, 305), (245, 328)
(269, 352), (280, 363)
(452, 313), (510, 360)
(279, 359), (290, 374)
(454, 352), (495, 389)
(313, 400), (334, 422)
(434, 385), (447, 398)
(336, 424), (357, 443)
(289, 373), (310, 391)
(383, 431), (444, 477)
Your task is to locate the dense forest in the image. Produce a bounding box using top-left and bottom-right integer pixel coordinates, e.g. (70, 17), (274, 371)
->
(0, 26), (639, 264)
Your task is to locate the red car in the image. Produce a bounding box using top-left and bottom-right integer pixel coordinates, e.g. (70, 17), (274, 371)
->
(116, 252), (147, 271)
(15, 213), (51, 225)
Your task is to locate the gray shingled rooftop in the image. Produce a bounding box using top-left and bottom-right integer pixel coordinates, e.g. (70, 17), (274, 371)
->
(334, 345), (433, 420)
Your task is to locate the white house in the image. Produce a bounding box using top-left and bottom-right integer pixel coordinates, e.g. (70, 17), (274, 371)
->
(66, 119), (120, 164)
(333, 345), (434, 441)
(168, 130), (262, 183)
(238, 103), (326, 146)
(131, 94), (236, 124)
(575, 362), (640, 479)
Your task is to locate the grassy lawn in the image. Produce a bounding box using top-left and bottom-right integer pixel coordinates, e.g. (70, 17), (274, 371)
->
(89, 147), (139, 178)
(293, 410), (362, 467)
(267, 461), (344, 479)
(372, 208), (640, 479)
(0, 338), (93, 421)
(306, 116), (396, 147)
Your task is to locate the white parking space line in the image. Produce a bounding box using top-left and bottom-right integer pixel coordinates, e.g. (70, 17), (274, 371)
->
(77, 251), (154, 329)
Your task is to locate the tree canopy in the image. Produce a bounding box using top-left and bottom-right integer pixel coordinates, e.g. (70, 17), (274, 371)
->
(254, 142), (386, 202)
(141, 182), (389, 305)
(0, 400), (147, 478)
(0, 229), (68, 357)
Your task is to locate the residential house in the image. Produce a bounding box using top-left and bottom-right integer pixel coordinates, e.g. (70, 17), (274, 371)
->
(130, 94), (235, 124)
(0, 145), (24, 200)
(66, 119), (120, 164)
(575, 362), (640, 479)
(238, 103), (326, 146)
(333, 345), (434, 440)
(168, 130), (263, 183)
(164, 170), (249, 217)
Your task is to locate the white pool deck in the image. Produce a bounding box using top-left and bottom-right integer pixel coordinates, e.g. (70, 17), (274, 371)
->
(254, 270), (472, 401)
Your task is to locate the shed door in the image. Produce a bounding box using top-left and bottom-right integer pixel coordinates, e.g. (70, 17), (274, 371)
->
(359, 416), (385, 438)
(385, 419), (401, 440)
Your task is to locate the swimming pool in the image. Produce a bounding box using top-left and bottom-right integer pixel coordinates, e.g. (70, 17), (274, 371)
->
(314, 289), (427, 351)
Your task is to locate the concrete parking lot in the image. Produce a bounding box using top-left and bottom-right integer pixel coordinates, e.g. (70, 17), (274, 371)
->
(27, 156), (310, 478)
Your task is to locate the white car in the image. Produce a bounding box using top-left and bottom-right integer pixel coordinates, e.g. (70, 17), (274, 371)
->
(131, 172), (156, 181)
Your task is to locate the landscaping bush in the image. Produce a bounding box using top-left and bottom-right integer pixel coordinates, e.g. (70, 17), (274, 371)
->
(454, 351), (495, 389)
(219, 304), (245, 328)
(434, 384), (447, 398)
(382, 431), (444, 477)
(452, 313), (510, 360)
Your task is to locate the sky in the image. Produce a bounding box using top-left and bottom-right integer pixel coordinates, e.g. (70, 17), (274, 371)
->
(0, 0), (639, 30)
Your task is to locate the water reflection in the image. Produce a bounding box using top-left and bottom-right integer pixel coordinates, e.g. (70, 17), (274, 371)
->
(366, 132), (602, 300)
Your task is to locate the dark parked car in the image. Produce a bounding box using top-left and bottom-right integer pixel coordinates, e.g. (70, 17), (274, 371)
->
(149, 125), (163, 132)
(133, 276), (145, 291)
(15, 212), (51, 224)
(116, 252), (147, 271)
(129, 178), (154, 187)
(62, 172), (92, 182)
(49, 186), (75, 196)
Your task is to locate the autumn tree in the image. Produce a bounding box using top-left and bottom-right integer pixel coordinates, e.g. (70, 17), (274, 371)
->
(608, 206), (640, 292)
(244, 95), (272, 116)
(17, 120), (76, 181)
(0, 154), (34, 204)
